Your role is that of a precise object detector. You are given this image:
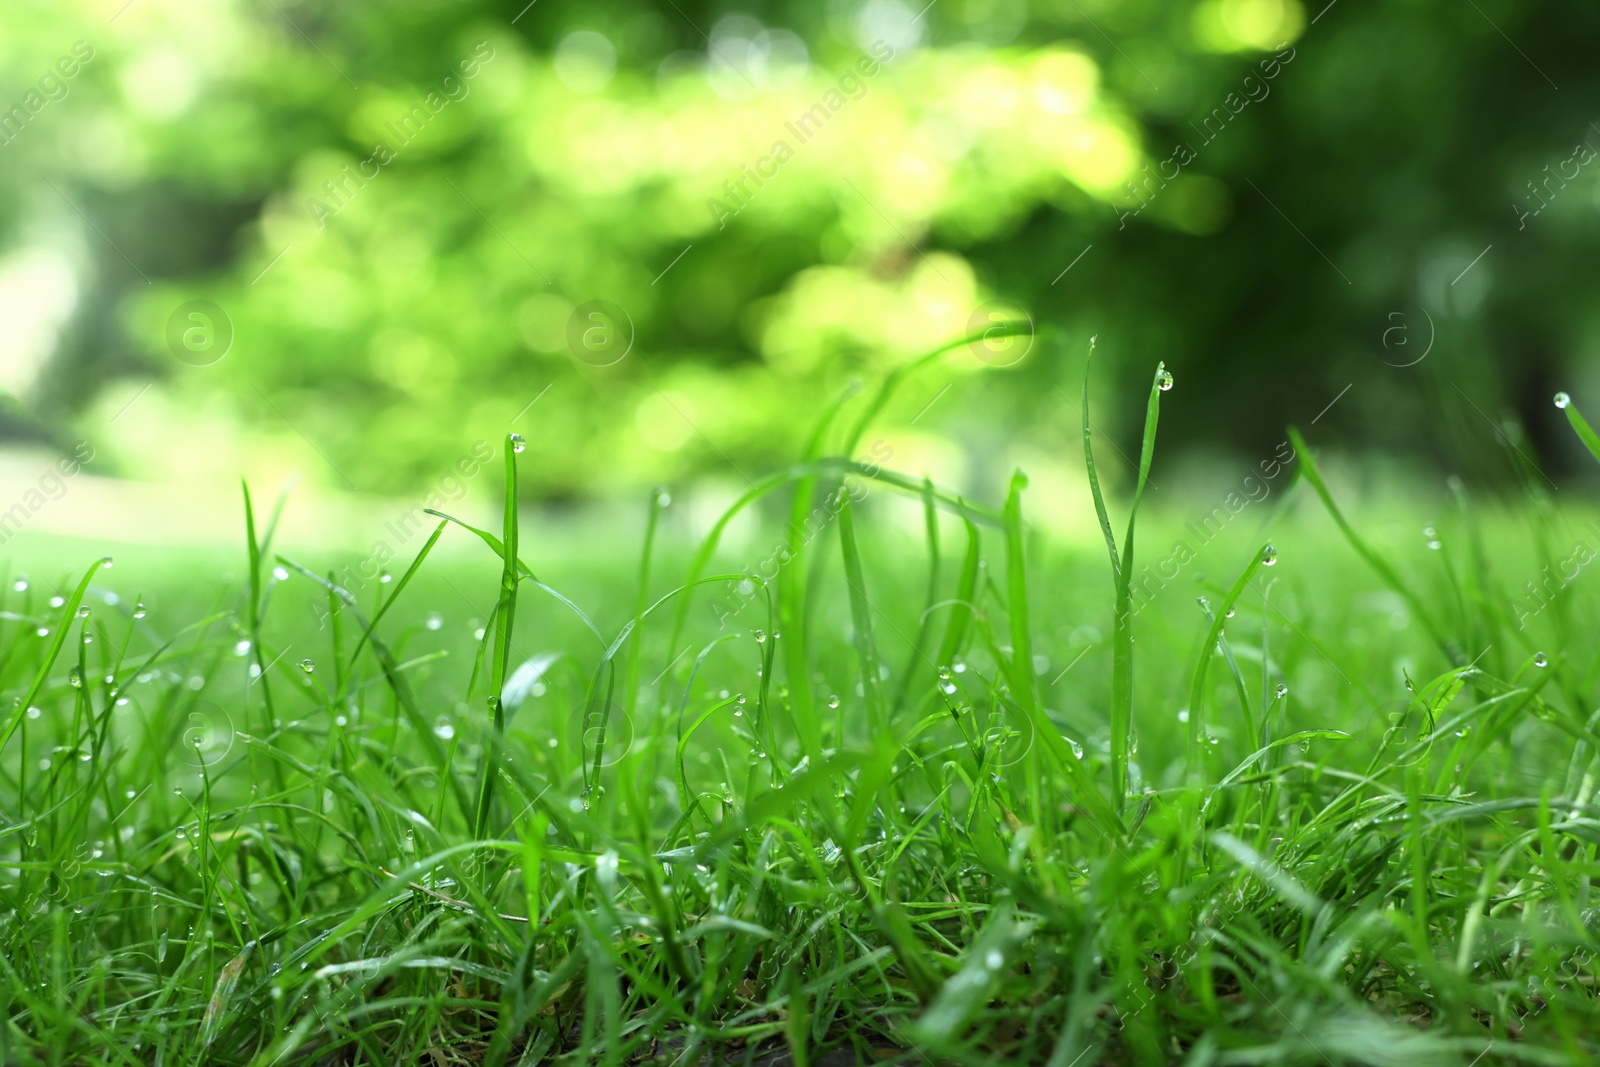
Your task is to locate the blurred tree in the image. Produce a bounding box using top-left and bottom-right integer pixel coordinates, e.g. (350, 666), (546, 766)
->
(1, 0), (1597, 497)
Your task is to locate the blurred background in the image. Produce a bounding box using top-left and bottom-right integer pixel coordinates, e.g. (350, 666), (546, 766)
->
(2, 0), (1599, 553)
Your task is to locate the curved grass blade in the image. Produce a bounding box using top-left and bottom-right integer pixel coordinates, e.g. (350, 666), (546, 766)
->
(666, 458), (1002, 661)
(894, 477), (943, 713)
(275, 557), (473, 822)
(1287, 426), (1450, 658)
(344, 520), (447, 673)
(0, 557), (107, 754)
(1186, 546), (1270, 785)
(624, 488), (669, 720)
(837, 496), (886, 733)
(781, 380), (862, 759)
(999, 476), (1122, 841)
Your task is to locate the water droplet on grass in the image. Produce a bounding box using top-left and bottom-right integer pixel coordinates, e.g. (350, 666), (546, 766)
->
(1534, 652), (1548, 668)
(1262, 545), (1278, 566)
(234, 640), (251, 656)
(827, 694), (840, 709)
(12, 579), (25, 592)
(299, 659), (315, 674)
(273, 565), (289, 581)
(753, 629), (766, 643)
(133, 602), (146, 619)
(510, 433), (526, 453)
(1555, 392), (1571, 409)
(1157, 369), (1174, 391)
(1275, 683), (1289, 698)
(425, 612), (442, 631)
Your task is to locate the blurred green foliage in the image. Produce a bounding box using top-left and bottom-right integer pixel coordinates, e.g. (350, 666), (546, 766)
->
(2, 0), (1598, 498)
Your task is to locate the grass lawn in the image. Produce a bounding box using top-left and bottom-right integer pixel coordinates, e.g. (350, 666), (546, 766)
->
(6, 355), (1600, 1066)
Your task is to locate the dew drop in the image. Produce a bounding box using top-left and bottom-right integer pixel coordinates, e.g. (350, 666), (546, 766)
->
(49, 596), (64, 608)
(1068, 738), (1084, 759)
(12, 578), (26, 592)
(1275, 682), (1289, 698)
(425, 612), (443, 631)
(1156, 368), (1174, 392)
(68, 666), (82, 688)
(826, 694), (841, 709)
(510, 433), (526, 454)
(133, 602), (146, 620)
(36, 627), (48, 637)
(753, 629), (767, 643)
(272, 565), (290, 581)
(1534, 652), (1548, 668)
(1261, 545), (1278, 567)
(985, 949), (1004, 969)
(1177, 708), (1189, 723)
(1555, 392), (1572, 409)
(234, 639), (252, 656)
(299, 659), (315, 674)
(76, 606), (90, 619)
(100, 559), (113, 570)
(433, 719), (455, 740)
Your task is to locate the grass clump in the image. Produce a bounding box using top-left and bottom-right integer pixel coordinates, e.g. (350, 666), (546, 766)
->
(4, 338), (1600, 1066)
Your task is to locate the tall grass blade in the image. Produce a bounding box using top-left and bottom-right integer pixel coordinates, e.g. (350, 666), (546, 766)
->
(475, 435), (522, 840)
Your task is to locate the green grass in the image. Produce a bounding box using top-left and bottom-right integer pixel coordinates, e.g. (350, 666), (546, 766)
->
(5, 348), (1600, 1066)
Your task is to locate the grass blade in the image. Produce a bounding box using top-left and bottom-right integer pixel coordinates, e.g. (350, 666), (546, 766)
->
(837, 495), (886, 733)
(475, 435), (522, 840)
